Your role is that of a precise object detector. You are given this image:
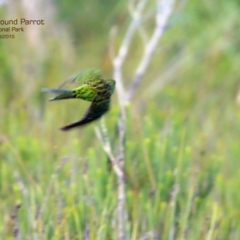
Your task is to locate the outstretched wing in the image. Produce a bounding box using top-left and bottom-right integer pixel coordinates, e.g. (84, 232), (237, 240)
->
(57, 68), (102, 89)
(60, 100), (110, 131)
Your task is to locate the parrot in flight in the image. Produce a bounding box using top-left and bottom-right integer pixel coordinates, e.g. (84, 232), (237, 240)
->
(42, 68), (115, 131)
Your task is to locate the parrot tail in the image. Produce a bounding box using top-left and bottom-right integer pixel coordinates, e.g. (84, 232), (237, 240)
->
(41, 88), (76, 101)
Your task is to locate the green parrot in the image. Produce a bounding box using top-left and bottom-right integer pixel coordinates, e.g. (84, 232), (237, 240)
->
(42, 68), (115, 131)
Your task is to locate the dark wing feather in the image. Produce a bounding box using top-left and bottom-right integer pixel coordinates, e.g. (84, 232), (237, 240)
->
(60, 100), (110, 131)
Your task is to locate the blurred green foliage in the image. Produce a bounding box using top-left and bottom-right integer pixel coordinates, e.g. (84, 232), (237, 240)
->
(0, 0), (240, 239)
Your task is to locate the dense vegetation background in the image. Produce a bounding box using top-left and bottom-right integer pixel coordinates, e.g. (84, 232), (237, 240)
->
(0, 0), (240, 239)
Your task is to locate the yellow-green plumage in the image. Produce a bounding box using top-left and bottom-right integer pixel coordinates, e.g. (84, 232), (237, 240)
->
(42, 68), (115, 131)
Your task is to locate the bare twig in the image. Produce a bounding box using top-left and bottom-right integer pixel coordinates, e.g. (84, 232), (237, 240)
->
(110, 2), (150, 239)
(95, 122), (126, 240)
(113, 0), (148, 107)
(108, 2), (150, 238)
(97, 1), (176, 239)
(95, 122), (122, 178)
(128, 0), (176, 101)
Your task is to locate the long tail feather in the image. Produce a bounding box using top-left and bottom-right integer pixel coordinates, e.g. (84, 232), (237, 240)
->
(42, 88), (76, 101)
(41, 88), (72, 93)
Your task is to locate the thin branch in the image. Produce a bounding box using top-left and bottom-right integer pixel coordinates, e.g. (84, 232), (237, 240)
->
(109, 1), (150, 239)
(127, 0), (176, 101)
(95, 122), (126, 240)
(97, 1), (177, 240)
(94, 123), (122, 178)
(113, 0), (148, 106)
